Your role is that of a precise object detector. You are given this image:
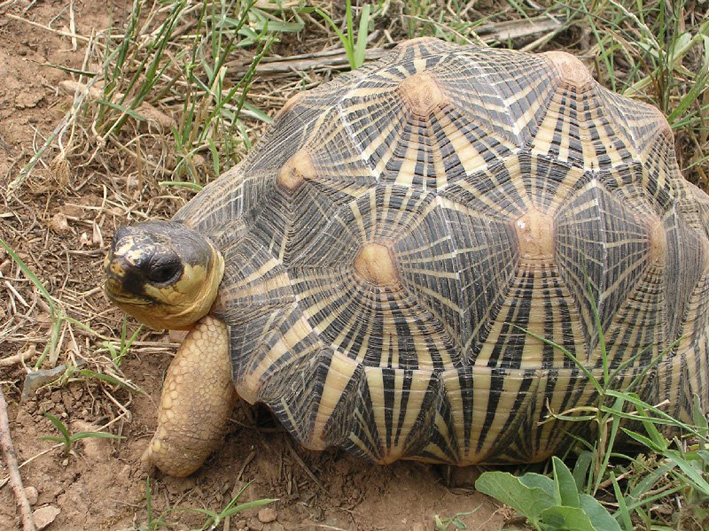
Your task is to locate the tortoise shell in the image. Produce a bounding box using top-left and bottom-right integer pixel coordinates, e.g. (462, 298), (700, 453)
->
(174, 38), (709, 464)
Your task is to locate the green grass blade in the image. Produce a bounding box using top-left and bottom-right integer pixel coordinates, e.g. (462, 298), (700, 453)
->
(354, 4), (371, 68)
(0, 237), (57, 313)
(70, 432), (125, 442)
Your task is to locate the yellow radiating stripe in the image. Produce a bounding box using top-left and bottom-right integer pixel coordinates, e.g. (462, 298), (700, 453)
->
(394, 129), (420, 188)
(437, 111), (488, 176)
(505, 80), (549, 138)
(350, 199), (367, 243)
(342, 98), (402, 179)
(420, 412), (456, 462)
(474, 314), (507, 367)
(478, 369), (525, 459)
(531, 104), (559, 159)
(309, 351), (359, 449)
(396, 235), (454, 259)
(441, 368), (488, 460)
(363, 366), (433, 463)
(225, 271), (291, 302)
(239, 309), (314, 403)
(381, 319), (396, 366)
(373, 187), (384, 234)
(533, 367), (597, 456)
(353, 307), (375, 362)
(431, 113), (449, 189)
(557, 98), (574, 163)
(518, 265), (551, 368)
(396, 279), (462, 314)
(439, 369), (465, 457)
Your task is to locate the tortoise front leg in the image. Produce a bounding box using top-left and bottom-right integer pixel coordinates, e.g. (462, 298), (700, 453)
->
(142, 315), (237, 477)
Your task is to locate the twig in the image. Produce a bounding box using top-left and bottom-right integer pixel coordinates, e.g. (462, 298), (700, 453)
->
(68, 0), (78, 51)
(227, 47), (389, 76)
(0, 349), (31, 367)
(285, 440), (326, 493)
(0, 386), (36, 531)
(5, 13), (90, 42)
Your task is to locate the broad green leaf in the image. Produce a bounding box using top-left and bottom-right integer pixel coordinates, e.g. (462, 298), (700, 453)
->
(552, 457), (580, 508)
(476, 472), (555, 527)
(539, 505), (596, 531)
(519, 472), (556, 500)
(572, 451), (593, 491)
(579, 494), (622, 531)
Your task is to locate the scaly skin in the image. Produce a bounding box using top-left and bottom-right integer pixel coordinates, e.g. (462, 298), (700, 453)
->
(141, 315), (236, 477)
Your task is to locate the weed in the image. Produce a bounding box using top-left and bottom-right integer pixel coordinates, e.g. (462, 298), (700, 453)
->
(39, 413), (124, 457)
(477, 457), (620, 531)
(138, 476), (170, 531)
(175, 481), (276, 531)
(316, 0), (372, 69)
(433, 508), (479, 530)
(95, 317), (142, 368)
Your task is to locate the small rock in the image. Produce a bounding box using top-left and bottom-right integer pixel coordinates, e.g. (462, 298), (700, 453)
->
(15, 91), (43, 109)
(257, 507), (277, 523)
(24, 486), (38, 505)
(72, 420), (112, 462)
(33, 505), (61, 530)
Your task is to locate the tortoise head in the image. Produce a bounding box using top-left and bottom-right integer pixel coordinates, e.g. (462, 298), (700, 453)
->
(104, 221), (224, 330)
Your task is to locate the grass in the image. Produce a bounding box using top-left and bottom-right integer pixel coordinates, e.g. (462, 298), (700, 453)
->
(1, 0), (707, 529)
(38, 412), (124, 457)
(136, 478), (276, 531)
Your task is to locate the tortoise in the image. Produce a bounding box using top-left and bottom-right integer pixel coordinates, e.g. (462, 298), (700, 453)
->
(104, 37), (709, 477)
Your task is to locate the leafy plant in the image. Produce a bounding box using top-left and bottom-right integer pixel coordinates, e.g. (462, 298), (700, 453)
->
(39, 413), (124, 456)
(476, 457), (621, 531)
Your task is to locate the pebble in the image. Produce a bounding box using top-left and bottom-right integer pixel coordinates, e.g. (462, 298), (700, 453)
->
(258, 507), (277, 523)
(24, 486), (38, 505)
(32, 505), (61, 530)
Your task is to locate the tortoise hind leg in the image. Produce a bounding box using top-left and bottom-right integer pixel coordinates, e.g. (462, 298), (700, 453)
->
(142, 315), (237, 477)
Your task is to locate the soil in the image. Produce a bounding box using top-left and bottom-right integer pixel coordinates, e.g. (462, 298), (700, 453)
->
(0, 2), (509, 530)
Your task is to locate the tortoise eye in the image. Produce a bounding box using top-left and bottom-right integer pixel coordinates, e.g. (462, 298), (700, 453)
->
(147, 258), (182, 284)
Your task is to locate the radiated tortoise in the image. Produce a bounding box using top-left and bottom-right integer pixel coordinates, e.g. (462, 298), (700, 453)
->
(104, 38), (709, 477)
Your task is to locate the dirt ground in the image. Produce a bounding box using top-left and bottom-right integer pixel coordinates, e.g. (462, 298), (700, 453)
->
(0, 2), (510, 530)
